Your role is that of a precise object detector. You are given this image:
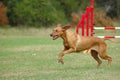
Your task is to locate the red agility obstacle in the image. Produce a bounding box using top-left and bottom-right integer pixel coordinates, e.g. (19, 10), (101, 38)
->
(75, 0), (120, 39)
(76, 0), (94, 36)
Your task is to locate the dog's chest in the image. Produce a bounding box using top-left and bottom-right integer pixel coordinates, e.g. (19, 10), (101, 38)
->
(75, 35), (86, 51)
(63, 41), (70, 49)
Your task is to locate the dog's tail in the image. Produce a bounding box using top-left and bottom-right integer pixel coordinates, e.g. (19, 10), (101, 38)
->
(104, 38), (120, 43)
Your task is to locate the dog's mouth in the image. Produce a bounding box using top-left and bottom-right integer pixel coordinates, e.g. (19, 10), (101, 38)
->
(52, 35), (59, 40)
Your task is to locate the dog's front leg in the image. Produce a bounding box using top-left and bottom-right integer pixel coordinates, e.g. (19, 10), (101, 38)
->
(58, 48), (75, 64)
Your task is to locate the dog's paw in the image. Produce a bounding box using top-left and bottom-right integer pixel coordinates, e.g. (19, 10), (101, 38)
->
(58, 59), (64, 64)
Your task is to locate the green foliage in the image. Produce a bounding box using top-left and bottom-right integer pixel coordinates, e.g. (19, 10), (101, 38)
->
(2, 0), (120, 27)
(60, 0), (79, 16)
(2, 0), (91, 27)
(5, 0), (67, 26)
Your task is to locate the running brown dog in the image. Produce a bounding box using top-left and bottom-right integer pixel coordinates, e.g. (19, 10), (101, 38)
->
(50, 24), (112, 68)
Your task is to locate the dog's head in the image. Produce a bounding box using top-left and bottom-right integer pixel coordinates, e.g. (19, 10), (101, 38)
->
(50, 24), (71, 40)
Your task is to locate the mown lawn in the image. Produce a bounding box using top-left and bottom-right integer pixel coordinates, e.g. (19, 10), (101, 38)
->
(0, 27), (120, 80)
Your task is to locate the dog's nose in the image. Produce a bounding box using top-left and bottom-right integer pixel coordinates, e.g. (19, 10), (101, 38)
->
(50, 34), (52, 37)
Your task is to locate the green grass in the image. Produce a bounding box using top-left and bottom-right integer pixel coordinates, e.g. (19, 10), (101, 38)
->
(0, 27), (120, 80)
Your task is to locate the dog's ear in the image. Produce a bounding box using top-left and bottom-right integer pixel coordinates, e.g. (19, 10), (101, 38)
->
(63, 25), (71, 31)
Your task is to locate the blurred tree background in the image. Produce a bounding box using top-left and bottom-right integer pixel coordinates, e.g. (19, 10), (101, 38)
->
(0, 0), (120, 27)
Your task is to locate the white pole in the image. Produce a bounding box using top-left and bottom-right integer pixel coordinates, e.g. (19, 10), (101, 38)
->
(94, 27), (120, 30)
(97, 36), (120, 38)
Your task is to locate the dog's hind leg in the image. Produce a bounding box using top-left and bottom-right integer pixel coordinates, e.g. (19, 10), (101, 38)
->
(99, 54), (112, 67)
(91, 50), (102, 68)
(99, 44), (112, 67)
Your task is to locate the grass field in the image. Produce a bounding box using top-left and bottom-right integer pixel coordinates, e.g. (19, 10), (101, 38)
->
(0, 27), (120, 80)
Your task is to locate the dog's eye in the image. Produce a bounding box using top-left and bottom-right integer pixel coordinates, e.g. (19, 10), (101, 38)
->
(55, 30), (58, 32)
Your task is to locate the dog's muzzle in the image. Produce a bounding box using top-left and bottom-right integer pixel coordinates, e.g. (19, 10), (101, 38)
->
(50, 34), (59, 40)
